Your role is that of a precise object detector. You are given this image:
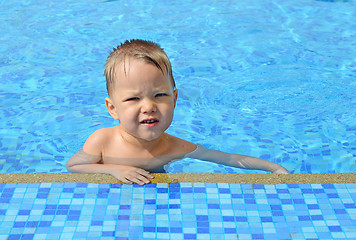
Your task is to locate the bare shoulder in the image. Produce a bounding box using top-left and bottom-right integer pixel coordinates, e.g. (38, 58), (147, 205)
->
(166, 134), (197, 154)
(83, 127), (114, 155)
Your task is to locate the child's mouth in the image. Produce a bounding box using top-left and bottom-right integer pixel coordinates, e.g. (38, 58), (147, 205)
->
(140, 118), (159, 127)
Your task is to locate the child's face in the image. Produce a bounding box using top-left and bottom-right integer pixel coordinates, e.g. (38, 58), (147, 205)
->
(106, 57), (177, 142)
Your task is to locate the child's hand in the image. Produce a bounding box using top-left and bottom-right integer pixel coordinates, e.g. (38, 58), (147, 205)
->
(111, 165), (154, 185)
(272, 167), (290, 174)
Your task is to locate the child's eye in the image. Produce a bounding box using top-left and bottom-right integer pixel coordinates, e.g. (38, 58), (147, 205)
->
(155, 93), (168, 97)
(125, 97), (139, 102)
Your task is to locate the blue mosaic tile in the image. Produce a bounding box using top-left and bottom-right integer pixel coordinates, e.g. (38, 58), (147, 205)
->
(0, 182), (355, 239)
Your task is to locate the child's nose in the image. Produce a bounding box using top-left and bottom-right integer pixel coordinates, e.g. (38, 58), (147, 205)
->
(141, 99), (157, 113)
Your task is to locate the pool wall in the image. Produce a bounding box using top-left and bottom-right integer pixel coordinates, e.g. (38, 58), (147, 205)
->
(0, 173), (355, 239)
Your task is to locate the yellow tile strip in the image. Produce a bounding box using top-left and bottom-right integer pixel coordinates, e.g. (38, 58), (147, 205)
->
(0, 173), (355, 184)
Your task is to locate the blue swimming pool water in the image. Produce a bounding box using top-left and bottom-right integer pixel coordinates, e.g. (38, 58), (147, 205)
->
(0, 0), (355, 174)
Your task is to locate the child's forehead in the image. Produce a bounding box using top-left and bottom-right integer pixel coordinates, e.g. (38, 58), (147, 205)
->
(114, 57), (168, 79)
(112, 57), (173, 87)
(114, 57), (161, 78)
(116, 56), (148, 69)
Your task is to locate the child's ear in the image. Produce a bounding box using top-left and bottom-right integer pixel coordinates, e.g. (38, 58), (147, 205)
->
(173, 89), (178, 108)
(105, 97), (119, 120)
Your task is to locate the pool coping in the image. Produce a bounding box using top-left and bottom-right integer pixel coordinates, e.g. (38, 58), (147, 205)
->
(0, 172), (355, 184)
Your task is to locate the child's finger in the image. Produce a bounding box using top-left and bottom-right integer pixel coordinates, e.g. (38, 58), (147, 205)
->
(126, 176), (148, 185)
(120, 177), (133, 185)
(130, 173), (151, 185)
(136, 169), (154, 179)
(115, 167), (154, 185)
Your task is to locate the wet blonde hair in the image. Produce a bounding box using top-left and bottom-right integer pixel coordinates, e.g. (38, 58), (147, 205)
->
(104, 39), (175, 96)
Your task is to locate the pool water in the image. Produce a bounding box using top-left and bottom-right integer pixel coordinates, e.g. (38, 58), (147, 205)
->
(0, 0), (355, 174)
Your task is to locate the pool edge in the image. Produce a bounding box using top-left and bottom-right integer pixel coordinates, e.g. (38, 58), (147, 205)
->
(0, 172), (355, 184)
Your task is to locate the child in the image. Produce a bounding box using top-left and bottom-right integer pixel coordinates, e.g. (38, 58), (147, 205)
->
(66, 39), (290, 185)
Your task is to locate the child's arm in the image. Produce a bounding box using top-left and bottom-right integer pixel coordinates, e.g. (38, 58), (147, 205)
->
(66, 150), (154, 185)
(66, 130), (154, 185)
(187, 145), (290, 174)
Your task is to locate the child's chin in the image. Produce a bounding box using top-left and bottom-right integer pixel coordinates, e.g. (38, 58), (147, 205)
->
(141, 135), (161, 142)
(122, 130), (161, 142)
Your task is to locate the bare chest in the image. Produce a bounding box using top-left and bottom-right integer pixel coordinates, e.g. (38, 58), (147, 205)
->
(102, 152), (186, 172)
